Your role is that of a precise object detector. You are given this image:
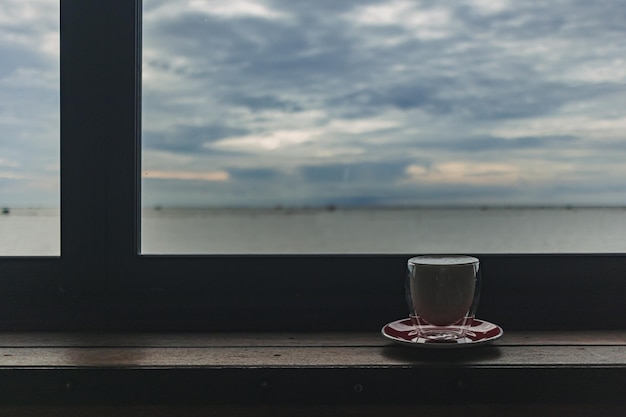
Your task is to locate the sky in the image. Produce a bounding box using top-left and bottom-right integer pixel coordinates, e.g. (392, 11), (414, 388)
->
(0, 0), (59, 207)
(1, 1), (626, 208)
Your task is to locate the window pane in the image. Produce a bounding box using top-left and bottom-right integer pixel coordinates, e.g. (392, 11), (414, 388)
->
(0, 0), (59, 256)
(141, 0), (626, 254)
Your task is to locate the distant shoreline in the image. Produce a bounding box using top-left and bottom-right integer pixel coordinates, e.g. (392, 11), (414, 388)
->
(3, 206), (626, 213)
(144, 205), (626, 211)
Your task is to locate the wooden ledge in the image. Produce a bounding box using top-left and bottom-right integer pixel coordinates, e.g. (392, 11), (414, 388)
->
(0, 331), (624, 414)
(0, 331), (625, 367)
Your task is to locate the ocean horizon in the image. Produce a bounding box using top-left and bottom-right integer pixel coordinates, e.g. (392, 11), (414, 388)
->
(3, 206), (625, 256)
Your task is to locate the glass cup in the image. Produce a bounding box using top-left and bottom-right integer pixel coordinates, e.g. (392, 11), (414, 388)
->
(406, 255), (481, 341)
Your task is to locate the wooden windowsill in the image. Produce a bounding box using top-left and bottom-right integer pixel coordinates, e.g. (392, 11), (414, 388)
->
(0, 331), (624, 416)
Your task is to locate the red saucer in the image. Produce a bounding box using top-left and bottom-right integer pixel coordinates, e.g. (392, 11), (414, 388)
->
(382, 317), (503, 348)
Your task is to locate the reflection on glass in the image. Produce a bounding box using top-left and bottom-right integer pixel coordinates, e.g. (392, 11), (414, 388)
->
(141, 0), (626, 254)
(0, 0), (59, 256)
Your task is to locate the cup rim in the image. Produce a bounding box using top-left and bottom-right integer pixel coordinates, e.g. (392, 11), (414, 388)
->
(408, 255), (479, 267)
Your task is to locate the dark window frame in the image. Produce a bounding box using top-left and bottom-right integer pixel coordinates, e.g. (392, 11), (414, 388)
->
(0, 0), (624, 332)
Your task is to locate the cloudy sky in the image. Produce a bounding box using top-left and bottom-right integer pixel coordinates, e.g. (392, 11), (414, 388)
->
(0, 0), (59, 207)
(2, 1), (626, 208)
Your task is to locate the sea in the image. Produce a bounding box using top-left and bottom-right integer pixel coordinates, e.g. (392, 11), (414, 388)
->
(2, 207), (626, 256)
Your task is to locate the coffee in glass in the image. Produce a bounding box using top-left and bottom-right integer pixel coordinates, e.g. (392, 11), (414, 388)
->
(407, 255), (480, 341)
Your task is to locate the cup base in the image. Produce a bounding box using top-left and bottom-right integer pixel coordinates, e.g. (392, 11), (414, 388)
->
(419, 327), (466, 341)
(410, 315), (471, 341)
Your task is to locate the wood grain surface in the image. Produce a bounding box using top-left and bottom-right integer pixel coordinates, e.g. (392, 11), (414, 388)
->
(0, 331), (623, 367)
(0, 331), (623, 414)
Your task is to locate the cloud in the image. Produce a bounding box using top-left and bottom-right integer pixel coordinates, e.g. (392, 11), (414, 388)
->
(143, 170), (229, 182)
(224, 94), (303, 112)
(213, 129), (319, 151)
(227, 167), (283, 180)
(406, 162), (521, 186)
(299, 160), (415, 184)
(419, 135), (579, 153)
(145, 0), (289, 22)
(0, 171), (24, 179)
(349, 1), (454, 40)
(144, 125), (250, 153)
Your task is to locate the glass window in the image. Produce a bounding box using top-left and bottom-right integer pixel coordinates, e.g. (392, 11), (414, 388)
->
(141, 0), (626, 254)
(0, 0), (60, 256)
(1, 0), (623, 332)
